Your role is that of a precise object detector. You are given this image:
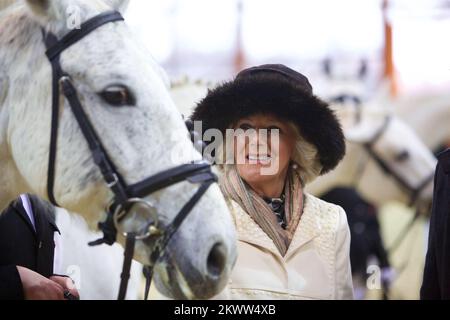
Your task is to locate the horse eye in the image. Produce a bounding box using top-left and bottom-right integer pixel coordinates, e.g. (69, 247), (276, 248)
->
(99, 86), (135, 107)
(395, 150), (410, 162)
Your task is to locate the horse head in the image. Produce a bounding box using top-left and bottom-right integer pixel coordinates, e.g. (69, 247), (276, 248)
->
(342, 104), (436, 212)
(0, 0), (236, 299)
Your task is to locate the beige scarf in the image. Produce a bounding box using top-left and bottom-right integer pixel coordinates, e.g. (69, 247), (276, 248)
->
(220, 166), (304, 256)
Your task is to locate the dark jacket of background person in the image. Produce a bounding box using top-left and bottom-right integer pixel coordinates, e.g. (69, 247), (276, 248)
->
(322, 188), (390, 277)
(421, 149), (450, 300)
(0, 195), (59, 300)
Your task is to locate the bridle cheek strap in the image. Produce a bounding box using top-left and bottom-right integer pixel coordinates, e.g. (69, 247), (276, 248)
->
(360, 116), (434, 207)
(43, 11), (126, 207)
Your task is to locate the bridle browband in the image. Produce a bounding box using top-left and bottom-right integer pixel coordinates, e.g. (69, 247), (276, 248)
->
(355, 116), (434, 207)
(42, 11), (217, 300)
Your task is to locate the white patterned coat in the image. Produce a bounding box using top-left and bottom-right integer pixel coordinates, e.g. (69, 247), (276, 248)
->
(216, 193), (354, 300)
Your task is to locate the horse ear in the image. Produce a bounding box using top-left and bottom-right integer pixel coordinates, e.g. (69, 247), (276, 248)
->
(103, 0), (130, 14)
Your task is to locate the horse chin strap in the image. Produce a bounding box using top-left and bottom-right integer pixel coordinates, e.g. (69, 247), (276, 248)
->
(42, 11), (217, 300)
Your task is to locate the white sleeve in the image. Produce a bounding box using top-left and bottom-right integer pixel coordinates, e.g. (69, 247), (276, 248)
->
(53, 231), (64, 275)
(334, 207), (354, 300)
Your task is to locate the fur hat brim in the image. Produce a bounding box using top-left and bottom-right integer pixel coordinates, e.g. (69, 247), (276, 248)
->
(191, 73), (346, 175)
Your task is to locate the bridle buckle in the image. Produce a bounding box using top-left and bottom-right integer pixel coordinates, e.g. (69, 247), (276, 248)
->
(58, 75), (72, 86)
(106, 173), (119, 189)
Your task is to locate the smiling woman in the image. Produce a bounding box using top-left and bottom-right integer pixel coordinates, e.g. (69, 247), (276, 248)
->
(187, 64), (354, 300)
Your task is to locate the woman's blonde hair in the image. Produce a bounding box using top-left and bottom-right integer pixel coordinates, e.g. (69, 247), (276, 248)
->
(288, 123), (322, 184)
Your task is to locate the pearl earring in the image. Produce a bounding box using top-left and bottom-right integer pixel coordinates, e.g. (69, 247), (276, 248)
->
(292, 163), (298, 170)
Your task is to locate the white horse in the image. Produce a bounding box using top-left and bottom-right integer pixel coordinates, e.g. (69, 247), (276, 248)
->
(0, 0), (237, 300)
(307, 103), (436, 210)
(312, 59), (437, 209)
(49, 76), (230, 300)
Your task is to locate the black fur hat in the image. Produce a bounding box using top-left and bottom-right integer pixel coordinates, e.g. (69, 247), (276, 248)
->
(191, 64), (346, 175)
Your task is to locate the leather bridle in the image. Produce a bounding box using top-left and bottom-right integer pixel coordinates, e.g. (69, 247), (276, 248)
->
(353, 116), (434, 276)
(42, 11), (217, 300)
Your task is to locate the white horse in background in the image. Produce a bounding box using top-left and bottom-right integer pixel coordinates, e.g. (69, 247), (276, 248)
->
(307, 102), (436, 210)
(314, 58), (437, 208)
(0, 0), (237, 300)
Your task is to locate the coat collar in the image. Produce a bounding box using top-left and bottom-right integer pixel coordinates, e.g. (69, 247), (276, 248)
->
(11, 195), (60, 239)
(285, 194), (322, 260)
(232, 193), (321, 259)
(11, 196), (38, 238)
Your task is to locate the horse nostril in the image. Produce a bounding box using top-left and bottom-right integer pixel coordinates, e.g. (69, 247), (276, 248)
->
(207, 242), (227, 278)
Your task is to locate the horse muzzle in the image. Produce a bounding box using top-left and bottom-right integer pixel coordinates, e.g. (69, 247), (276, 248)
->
(152, 232), (237, 300)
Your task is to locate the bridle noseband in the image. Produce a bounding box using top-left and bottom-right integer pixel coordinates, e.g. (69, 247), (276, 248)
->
(42, 11), (217, 300)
